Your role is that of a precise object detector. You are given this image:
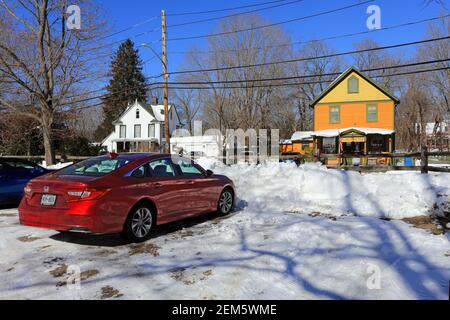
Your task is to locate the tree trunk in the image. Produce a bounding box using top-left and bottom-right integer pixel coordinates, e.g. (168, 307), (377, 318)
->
(41, 109), (55, 165)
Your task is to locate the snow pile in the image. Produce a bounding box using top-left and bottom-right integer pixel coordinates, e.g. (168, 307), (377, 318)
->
(40, 161), (73, 170)
(198, 158), (450, 219)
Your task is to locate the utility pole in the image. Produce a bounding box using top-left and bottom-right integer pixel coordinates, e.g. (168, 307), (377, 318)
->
(161, 9), (170, 153)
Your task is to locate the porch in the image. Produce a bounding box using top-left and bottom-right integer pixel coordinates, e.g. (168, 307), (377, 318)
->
(312, 128), (395, 166)
(113, 139), (160, 153)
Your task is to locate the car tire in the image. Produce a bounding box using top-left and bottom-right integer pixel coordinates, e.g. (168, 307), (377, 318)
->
(122, 205), (154, 243)
(217, 189), (234, 216)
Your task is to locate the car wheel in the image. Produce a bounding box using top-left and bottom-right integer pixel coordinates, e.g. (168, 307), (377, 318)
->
(217, 189), (234, 215)
(123, 205), (154, 243)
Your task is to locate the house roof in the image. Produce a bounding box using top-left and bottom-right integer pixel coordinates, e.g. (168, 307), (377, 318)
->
(309, 66), (400, 108)
(291, 131), (314, 141)
(311, 127), (395, 138)
(113, 100), (177, 124)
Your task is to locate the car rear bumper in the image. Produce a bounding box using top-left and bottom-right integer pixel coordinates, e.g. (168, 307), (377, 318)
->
(18, 199), (120, 234)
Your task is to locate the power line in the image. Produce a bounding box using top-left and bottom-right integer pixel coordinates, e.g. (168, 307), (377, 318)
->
(153, 59), (450, 86)
(65, 66), (449, 113)
(56, 36), (450, 105)
(167, 0), (374, 41)
(97, 16), (160, 41)
(165, 0), (290, 17)
(58, 59), (449, 109)
(168, 14), (450, 55)
(166, 0), (306, 28)
(163, 67), (450, 90)
(166, 36), (450, 76)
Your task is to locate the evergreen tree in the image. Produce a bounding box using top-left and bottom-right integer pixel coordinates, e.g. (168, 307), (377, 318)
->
(95, 39), (147, 140)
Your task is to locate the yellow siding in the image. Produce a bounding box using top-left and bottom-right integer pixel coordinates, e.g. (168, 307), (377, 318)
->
(317, 72), (391, 104)
(313, 70), (396, 131)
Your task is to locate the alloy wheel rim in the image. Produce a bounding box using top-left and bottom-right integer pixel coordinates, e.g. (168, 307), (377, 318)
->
(219, 191), (233, 213)
(131, 207), (152, 238)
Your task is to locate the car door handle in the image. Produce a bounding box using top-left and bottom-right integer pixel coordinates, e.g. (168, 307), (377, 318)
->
(152, 182), (162, 188)
(187, 180), (195, 185)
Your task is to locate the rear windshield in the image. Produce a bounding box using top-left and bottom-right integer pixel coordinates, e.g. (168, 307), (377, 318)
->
(58, 158), (131, 176)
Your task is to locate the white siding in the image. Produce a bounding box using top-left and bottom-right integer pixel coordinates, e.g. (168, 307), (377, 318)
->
(101, 101), (183, 152)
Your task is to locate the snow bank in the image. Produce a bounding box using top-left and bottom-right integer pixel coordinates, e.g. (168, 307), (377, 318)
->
(198, 158), (450, 219)
(40, 161), (73, 170)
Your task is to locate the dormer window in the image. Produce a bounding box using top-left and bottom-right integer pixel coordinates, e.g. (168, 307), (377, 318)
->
(136, 109), (140, 119)
(160, 109), (164, 115)
(348, 76), (359, 94)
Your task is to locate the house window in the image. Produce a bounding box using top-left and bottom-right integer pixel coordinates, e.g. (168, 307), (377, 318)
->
(348, 76), (359, 93)
(136, 109), (140, 119)
(329, 105), (340, 124)
(119, 125), (126, 138)
(148, 124), (155, 137)
(367, 104), (378, 122)
(160, 109), (164, 115)
(134, 124), (141, 138)
(302, 143), (310, 151)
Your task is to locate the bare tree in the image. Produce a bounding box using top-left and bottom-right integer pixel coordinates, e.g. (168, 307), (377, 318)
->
(418, 16), (450, 118)
(177, 14), (294, 139)
(0, 0), (109, 164)
(292, 40), (343, 131)
(174, 74), (203, 133)
(352, 39), (404, 92)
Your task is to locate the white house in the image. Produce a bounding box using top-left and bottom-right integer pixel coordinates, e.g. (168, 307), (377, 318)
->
(102, 99), (183, 153)
(170, 135), (223, 158)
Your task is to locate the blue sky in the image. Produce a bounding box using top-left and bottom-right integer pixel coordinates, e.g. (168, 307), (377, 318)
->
(95, 0), (446, 79)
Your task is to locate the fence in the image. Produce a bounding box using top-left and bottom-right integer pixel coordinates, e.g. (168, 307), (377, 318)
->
(2, 147), (450, 174)
(318, 146), (450, 173)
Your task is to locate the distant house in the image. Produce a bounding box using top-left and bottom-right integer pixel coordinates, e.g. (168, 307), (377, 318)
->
(170, 135), (223, 158)
(102, 98), (183, 153)
(280, 131), (314, 155)
(417, 122), (450, 151)
(309, 66), (400, 165)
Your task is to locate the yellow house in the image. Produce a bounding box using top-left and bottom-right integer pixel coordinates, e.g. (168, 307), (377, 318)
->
(310, 67), (400, 165)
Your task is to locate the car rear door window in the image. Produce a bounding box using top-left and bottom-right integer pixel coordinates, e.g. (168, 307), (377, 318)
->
(174, 159), (204, 176)
(131, 163), (150, 178)
(149, 159), (176, 177)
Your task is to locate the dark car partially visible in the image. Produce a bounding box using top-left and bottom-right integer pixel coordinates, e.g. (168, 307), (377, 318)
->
(0, 158), (52, 205)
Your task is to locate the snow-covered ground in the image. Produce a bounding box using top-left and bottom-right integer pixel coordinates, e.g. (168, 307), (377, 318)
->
(0, 162), (449, 300)
(199, 160), (450, 219)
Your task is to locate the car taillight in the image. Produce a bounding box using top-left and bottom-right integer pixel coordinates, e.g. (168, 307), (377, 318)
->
(24, 183), (33, 198)
(66, 188), (108, 202)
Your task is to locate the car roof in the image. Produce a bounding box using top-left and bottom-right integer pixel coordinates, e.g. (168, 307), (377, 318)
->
(92, 153), (184, 163)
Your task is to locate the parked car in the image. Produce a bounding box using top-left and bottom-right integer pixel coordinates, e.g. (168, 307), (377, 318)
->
(19, 153), (236, 242)
(0, 158), (52, 205)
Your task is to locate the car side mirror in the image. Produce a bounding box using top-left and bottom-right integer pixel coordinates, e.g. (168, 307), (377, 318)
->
(205, 170), (213, 177)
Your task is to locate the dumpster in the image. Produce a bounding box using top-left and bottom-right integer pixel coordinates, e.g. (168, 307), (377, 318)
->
(404, 156), (413, 166)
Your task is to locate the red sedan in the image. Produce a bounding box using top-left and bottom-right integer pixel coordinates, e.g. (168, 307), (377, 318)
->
(19, 153), (235, 242)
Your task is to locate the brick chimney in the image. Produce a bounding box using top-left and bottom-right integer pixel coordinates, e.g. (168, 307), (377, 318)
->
(151, 96), (159, 105)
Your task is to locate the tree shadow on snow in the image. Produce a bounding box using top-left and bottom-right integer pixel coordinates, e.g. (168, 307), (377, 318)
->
(337, 169), (448, 299)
